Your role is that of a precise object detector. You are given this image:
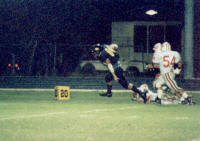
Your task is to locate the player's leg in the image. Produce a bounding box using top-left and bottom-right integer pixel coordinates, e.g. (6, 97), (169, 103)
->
(164, 72), (182, 95)
(164, 72), (194, 104)
(115, 67), (129, 89)
(153, 74), (165, 103)
(99, 72), (113, 97)
(128, 83), (148, 103)
(115, 67), (147, 102)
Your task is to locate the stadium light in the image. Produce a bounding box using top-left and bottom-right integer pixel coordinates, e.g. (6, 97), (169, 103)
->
(145, 9), (158, 16)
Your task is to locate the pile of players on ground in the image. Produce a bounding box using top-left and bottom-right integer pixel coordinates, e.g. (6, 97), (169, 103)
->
(132, 83), (193, 105)
(132, 42), (196, 105)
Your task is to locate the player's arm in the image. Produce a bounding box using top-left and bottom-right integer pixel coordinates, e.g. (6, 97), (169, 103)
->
(105, 58), (119, 81)
(147, 63), (159, 69)
(174, 53), (182, 74)
(147, 54), (160, 69)
(177, 61), (182, 68)
(174, 61), (182, 74)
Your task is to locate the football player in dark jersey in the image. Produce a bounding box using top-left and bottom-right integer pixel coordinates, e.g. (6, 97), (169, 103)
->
(91, 43), (147, 103)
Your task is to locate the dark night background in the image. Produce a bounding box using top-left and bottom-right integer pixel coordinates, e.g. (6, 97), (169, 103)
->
(0, 0), (184, 76)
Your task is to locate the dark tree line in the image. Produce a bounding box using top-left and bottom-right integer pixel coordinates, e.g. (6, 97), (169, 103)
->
(0, 0), (183, 76)
(0, 0), (112, 76)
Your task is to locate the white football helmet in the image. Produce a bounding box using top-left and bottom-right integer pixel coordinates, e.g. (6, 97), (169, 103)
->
(162, 42), (171, 51)
(139, 84), (149, 92)
(153, 43), (162, 53)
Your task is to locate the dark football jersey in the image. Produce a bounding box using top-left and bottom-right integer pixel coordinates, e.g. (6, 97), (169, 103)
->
(99, 50), (121, 69)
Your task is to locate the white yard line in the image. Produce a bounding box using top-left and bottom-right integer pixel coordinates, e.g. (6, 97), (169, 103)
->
(0, 106), (137, 121)
(0, 88), (131, 92)
(83, 106), (137, 113)
(0, 112), (66, 121)
(191, 138), (200, 141)
(0, 106), (195, 121)
(0, 88), (199, 93)
(175, 116), (189, 120)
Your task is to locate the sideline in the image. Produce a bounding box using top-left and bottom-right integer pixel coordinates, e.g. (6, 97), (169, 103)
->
(0, 88), (199, 93)
(0, 88), (131, 92)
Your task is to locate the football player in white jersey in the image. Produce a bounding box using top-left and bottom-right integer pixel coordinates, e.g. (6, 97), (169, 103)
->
(147, 43), (165, 103)
(154, 42), (194, 104)
(152, 43), (165, 102)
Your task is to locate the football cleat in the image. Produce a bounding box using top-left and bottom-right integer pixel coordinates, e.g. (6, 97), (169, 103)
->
(107, 93), (112, 97)
(140, 91), (147, 103)
(155, 97), (162, 104)
(181, 96), (196, 105)
(99, 93), (112, 97)
(131, 93), (140, 102)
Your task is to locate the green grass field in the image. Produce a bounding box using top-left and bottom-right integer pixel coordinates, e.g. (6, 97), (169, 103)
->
(0, 89), (200, 141)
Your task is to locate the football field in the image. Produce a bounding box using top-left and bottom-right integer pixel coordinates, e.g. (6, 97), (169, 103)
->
(0, 89), (200, 141)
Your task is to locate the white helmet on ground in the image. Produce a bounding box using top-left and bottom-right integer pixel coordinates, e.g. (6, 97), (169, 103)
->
(162, 42), (171, 51)
(138, 84), (149, 92)
(153, 43), (162, 53)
